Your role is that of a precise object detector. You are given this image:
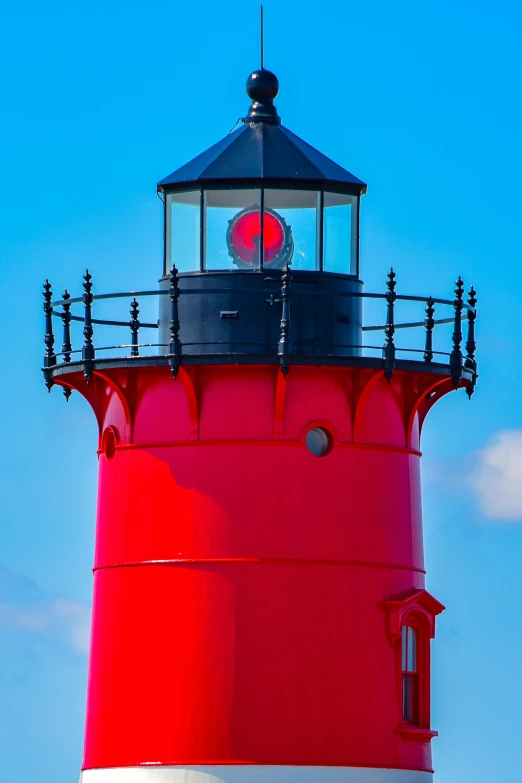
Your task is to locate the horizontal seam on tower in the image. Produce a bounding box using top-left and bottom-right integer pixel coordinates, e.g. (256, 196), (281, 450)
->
(92, 558), (426, 573)
(99, 441), (422, 457)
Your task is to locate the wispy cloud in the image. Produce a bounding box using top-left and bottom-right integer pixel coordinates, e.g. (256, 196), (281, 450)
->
(470, 430), (522, 522)
(423, 430), (522, 524)
(0, 566), (91, 655)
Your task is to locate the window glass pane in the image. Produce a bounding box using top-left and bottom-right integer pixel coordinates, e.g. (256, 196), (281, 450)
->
(166, 191), (201, 273)
(402, 625), (408, 670)
(323, 191), (358, 275)
(264, 189), (319, 271)
(407, 626), (417, 672)
(205, 189), (261, 270)
(402, 674), (413, 721)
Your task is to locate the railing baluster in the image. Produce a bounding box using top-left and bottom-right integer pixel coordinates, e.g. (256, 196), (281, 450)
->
(450, 276), (464, 389)
(130, 297), (140, 356)
(61, 289), (72, 400)
(278, 261), (292, 376)
(62, 289), (72, 362)
(465, 285), (477, 398)
(82, 270), (95, 383)
(169, 265), (182, 378)
(383, 268), (396, 381)
(423, 296), (435, 363)
(43, 280), (56, 391)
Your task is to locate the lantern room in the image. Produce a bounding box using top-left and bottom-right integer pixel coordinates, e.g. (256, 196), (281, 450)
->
(162, 186), (360, 275)
(156, 68), (367, 358)
(158, 70), (365, 278)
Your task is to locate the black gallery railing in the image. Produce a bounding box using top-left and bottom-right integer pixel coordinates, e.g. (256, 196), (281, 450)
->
(43, 266), (478, 398)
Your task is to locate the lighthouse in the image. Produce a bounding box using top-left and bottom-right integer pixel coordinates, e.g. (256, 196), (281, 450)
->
(43, 67), (477, 783)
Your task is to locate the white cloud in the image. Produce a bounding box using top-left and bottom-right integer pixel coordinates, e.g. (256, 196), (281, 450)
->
(470, 430), (522, 521)
(0, 566), (91, 656)
(51, 598), (91, 655)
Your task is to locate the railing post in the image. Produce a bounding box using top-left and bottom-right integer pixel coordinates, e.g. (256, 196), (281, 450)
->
(383, 268), (396, 382)
(61, 289), (72, 400)
(450, 276), (464, 389)
(82, 270), (95, 383)
(43, 280), (56, 391)
(278, 261), (292, 376)
(423, 296), (435, 363)
(62, 289), (72, 362)
(465, 285), (477, 398)
(169, 265), (182, 378)
(130, 297), (140, 357)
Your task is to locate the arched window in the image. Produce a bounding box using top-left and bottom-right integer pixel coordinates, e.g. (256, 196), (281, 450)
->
(384, 588), (444, 740)
(402, 624), (418, 723)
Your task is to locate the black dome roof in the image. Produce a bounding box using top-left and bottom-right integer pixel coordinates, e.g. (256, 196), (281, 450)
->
(158, 70), (366, 196)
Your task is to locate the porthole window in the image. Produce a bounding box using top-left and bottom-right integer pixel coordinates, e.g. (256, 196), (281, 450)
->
(305, 427), (333, 457)
(102, 428), (116, 461)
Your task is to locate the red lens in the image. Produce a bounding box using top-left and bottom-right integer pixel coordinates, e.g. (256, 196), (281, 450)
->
(231, 211), (285, 265)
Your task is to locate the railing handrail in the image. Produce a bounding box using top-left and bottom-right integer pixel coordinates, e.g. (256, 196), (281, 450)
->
(51, 311), (467, 332)
(42, 267), (478, 399)
(51, 343), (456, 359)
(50, 286), (476, 313)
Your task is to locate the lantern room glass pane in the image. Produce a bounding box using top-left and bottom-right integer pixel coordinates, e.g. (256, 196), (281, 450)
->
(323, 191), (358, 275)
(264, 189), (319, 271)
(205, 189), (261, 270)
(165, 191), (201, 274)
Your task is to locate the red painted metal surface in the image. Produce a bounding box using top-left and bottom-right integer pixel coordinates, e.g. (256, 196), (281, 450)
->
(59, 364), (454, 774)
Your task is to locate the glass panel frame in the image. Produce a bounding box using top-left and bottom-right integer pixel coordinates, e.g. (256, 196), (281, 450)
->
(165, 189), (202, 275)
(204, 188), (262, 271)
(323, 190), (360, 276)
(163, 186), (361, 277)
(263, 188), (321, 271)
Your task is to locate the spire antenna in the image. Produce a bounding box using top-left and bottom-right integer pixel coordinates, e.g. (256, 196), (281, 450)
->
(260, 5), (264, 70)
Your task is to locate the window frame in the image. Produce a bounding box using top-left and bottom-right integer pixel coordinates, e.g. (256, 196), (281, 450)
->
(401, 621), (422, 726)
(383, 587), (444, 743)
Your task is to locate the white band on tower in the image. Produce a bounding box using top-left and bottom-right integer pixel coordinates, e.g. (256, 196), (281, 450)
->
(80, 766), (433, 783)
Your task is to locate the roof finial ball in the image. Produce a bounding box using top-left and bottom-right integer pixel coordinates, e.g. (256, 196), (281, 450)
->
(245, 69), (281, 125)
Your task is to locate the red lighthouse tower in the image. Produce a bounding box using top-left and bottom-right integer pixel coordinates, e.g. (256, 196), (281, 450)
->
(43, 68), (477, 783)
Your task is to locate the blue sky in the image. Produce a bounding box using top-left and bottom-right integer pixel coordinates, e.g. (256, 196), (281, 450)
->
(1, 0), (521, 780)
